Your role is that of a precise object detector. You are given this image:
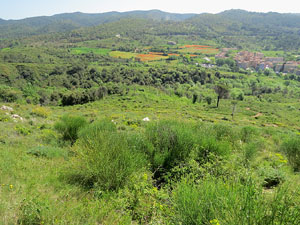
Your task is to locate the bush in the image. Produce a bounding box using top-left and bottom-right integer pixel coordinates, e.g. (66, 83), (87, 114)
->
(39, 129), (58, 145)
(242, 142), (259, 165)
(54, 115), (87, 145)
(31, 107), (50, 118)
(195, 137), (231, 163)
(205, 96), (212, 105)
(0, 85), (22, 102)
(240, 126), (258, 143)
(172, 177), (300, 225)
(74, 120), (147, 191)
(213, 124), (238, 144)
(280, 137), (300, 171)
(78, 119), (117, 140)
(17, 198), (48, 225)
(15, 125), (31, 136)
(27, 146), (68, 159)
(145, 121), (197, 174)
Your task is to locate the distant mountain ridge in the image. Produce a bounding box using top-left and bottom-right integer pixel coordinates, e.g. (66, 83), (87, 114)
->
(1, 9), (300, 50)
(0, 10), (197, 38)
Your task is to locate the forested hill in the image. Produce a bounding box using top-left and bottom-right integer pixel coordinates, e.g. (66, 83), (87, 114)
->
(0, 10), (196, 38)
(1, 9), (300, 50)
(185, 9), (300, 49)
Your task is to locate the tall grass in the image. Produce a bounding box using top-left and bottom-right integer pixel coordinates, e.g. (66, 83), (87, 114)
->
(73, 120), (147, 191)
(280, 136), (300, 171)
(145, 121), (196, 170)
(172, 177), (300, 225)
(144, 121), (232, 181)
(54, 115), (87, 145)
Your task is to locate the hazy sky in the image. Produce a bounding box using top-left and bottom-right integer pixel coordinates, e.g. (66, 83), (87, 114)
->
(1, 0), (299, 20)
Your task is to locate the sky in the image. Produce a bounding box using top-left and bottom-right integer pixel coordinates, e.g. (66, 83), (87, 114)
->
(1, 0), (299, 20)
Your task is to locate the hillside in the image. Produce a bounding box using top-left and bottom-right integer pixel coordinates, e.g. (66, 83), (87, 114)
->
(1, 9), (300, 50)
(2, 8), (300, 224)
(0, 10), (196, 39)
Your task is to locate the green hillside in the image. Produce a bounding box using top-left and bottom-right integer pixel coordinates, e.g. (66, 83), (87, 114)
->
(1, 9), (300, 225)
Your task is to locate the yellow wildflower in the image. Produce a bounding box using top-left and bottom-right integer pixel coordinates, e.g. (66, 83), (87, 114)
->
(210, 219), (220, 225)
(143, 173), (148, 181)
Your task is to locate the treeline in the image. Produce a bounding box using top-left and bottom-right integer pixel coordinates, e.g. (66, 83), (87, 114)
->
(1, 61), (296, 106)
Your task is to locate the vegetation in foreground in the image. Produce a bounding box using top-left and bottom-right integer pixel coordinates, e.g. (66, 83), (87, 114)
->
(1, 88), (300, 224)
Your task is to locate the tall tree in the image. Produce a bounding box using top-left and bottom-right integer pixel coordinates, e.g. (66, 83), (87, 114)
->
(214, 84), (230, 108)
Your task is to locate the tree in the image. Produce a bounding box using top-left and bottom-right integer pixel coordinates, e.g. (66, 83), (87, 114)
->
(214, 84), (230, 108)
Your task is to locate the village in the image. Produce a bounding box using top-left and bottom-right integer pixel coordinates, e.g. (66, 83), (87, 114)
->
(216, 49), (300, 75)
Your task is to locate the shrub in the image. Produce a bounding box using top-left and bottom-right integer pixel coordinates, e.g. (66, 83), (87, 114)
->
(54, 115), (87, 145)
(31, 107), (50, 118)
(195, 137), (231, 163)
(259, 166), (285, 189)
(27, 146), (68, 159)
(213, 124), (238, 144)
(0, 111), (11, 122)
(280, 137), (300, 171)
(39, 129), (58, 145)
(145, 121), (197, 174)
(15, 125), (31, 136)
(240, 126), (258, 143)
(74, 120), (147, 191)
(242, 142), (258, 165)
(0, 85), (22, 102)
(78, 119), (117, 140)
(17, 198), (48, 225)
(205, 96), (212, 105)
(172, 177), (300, 225)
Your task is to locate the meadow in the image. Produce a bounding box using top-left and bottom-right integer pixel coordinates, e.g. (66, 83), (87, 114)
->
(1, 85), (300, 224)
(70, 47), (111, 55)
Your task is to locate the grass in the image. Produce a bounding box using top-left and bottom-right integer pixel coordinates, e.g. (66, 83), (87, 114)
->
(109, 51), (137, 59)
(1, 86), (300, 224)
(172, 177), (300, 225)
(261, 50), (285, 57)
(178, 45), (219, 55)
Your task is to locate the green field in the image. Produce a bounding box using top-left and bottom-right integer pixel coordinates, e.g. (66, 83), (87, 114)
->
(109, 51), (137, 59)
(70, 47), (111, 55)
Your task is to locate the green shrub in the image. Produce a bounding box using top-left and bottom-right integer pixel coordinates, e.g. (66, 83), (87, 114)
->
(172, 178), (300, 225)
(213, 124), (238, 144)
(242, 142), (259, 165)
(54, 115), (87, 145)
(195, 137), (231, 163)
(280, 137), (300, 171)
(0, 111), (11, 122)
(27, 146), (68, 159)
(39, 129), (58, 145)
(31, 106), (50, 118)
(240, 126), (258, 143)
(74, 120), (147, 191)
(145, 121), (197, 173)
(78, 119), (116, 140)
(205, 96), (212, 105)
(17, 198), (48, 225)
(15, 125), (31, 136)
(0, 85), (22, 102)
(259, 166), (285, 189)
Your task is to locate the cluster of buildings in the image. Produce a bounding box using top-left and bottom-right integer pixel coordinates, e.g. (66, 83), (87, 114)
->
(216, 50), (300, 75)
